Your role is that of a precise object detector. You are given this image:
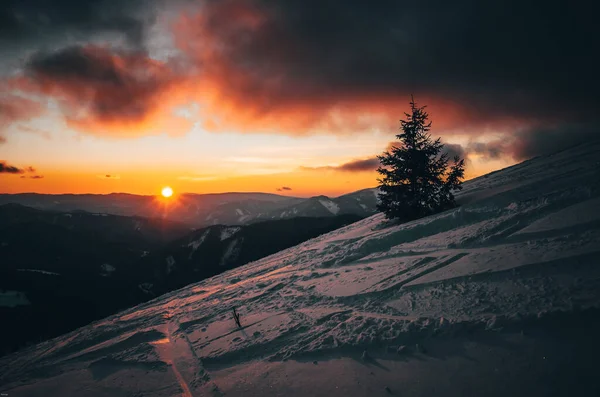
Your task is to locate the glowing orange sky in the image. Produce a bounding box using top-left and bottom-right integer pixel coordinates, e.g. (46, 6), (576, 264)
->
(0, 3), (525, 196)
(1, 151), (510, 197)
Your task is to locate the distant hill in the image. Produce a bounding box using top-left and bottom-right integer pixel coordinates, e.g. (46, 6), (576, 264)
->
(0, 188), (379, 227)
(264, 188), (379, 220)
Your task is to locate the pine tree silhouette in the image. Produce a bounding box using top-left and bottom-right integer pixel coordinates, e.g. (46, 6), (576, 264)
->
(377, 96), (465, 221)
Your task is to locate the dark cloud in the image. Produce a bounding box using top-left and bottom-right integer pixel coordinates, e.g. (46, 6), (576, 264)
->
(437, 124), (600, 162)
(26, 45), (172, 119)
(174, 0), (599, 132)
(20, 175), (44, 179)
(98, 174), (121, 179)
(308, 125), (598, 176)
(0, 161), (25, 174)
(276, 186), (293, 191)
(302, 157), (380, 173)
(443, 143), (468, 161)
(510, 124), (600, 161)
(0, 1), (192, 137)
(386, 140), (467, 161)
(96, 174), (121, 179)
(303, 141), (469, 174)
(0, 0), (158, 50)
(1, 0), (598, 148)
(467, 142), (504, 160)
(337, 158), (380, 172)
(19, 45), (185, 136)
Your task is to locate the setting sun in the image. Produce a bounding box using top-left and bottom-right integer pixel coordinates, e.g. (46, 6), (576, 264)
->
(161, 186), (173, 198)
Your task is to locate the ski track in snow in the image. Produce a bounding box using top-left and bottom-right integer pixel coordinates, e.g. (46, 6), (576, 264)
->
(2, 142), (600, 396)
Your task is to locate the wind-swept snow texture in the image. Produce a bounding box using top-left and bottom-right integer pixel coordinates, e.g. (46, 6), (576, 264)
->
(2, 142), (600, 397)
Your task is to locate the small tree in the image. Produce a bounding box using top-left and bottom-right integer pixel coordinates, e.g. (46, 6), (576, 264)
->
(377, 97), (465, 221)
(232, 307), (241, 328)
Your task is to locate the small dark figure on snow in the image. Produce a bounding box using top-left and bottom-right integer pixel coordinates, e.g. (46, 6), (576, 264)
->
(232, 307), (241, 328)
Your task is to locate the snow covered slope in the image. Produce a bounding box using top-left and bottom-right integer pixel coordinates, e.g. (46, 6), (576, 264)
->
(2, 142), (600, 396)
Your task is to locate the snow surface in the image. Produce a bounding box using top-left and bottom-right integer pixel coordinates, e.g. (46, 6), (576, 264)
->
(219, 238), (243, 267)
(100, 264), (116, 276)
(138, 283), (154, 295)
(280, 207), (299, 218)
(2, 142), (600, 396)
(237, 214), (252, 223)
(187, 230), (210, 253)
(165, 256), (176, 275)
(0, 290), (30, 308)
(220, 227), (241, 241)
(319, 198), (340, 215)
(16, 269), (60, 276)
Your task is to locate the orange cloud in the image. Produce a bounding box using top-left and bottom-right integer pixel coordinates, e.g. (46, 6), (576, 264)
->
(1, 0), (591, 151)
(13, 45), (194, 138)
(0, 4), (535, 141)
(0, 94), (45, 132)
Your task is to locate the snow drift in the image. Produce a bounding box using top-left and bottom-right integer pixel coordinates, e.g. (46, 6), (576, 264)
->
(1, 142), (600, 396)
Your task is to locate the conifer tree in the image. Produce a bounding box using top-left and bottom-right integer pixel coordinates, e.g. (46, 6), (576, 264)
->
(377, 97), (465, 221)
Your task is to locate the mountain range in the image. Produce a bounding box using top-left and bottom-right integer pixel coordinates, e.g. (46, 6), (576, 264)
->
(0, 188), (379, 228)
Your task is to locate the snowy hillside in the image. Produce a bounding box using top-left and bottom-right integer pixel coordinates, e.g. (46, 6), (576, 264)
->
(131, 215), (363, 298)
(0, 210), (360, 355)
(1, 142), (600, 396)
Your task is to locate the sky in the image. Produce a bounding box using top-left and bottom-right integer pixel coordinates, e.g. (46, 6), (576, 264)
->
(0, 0), (598, 197)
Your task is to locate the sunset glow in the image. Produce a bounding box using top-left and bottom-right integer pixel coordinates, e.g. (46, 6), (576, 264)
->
(161, 186), (174, 198)
(1, 1), (594, 197)
(1, 3), (598, 393)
